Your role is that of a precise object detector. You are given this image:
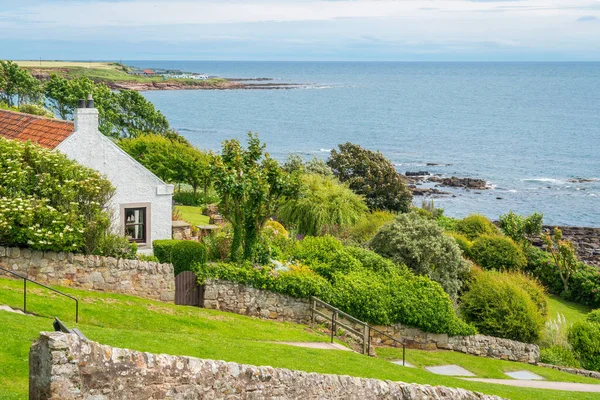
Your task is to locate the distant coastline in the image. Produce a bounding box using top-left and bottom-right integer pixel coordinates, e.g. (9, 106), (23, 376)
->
(15, 60), (304, 91)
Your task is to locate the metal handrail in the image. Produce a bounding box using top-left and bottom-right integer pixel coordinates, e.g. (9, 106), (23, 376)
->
(0, 265), (79, 322)
(310, 296), (406, 365)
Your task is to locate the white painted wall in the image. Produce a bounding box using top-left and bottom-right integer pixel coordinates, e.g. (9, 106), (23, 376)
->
(56, 108), (174, 253)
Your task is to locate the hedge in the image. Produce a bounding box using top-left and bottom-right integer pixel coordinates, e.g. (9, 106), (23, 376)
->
(153, 239), (207, 275)
(152, 239), (181, 264)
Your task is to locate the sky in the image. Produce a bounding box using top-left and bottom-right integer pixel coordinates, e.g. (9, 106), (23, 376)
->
(1, 0), (600, 61)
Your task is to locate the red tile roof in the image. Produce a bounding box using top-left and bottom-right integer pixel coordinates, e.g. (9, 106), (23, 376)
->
(0, 109), (74, 149)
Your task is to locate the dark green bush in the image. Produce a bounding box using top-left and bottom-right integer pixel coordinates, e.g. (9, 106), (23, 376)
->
(568, 321), (600, 371)
(460, 271), (546, 343)
(171, 241), (207, 275)
(540, 345), (580, 368)
(470, 235), (527, 271)
(152, 239), (182, 263)
(455, 214), (499, 240)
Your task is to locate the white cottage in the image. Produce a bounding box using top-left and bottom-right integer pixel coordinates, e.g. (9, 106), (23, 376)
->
(0, 101), (174, 253)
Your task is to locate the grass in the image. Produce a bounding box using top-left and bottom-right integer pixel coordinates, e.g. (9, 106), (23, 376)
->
(0, 277), (599, 400)
(13, 60), (117, 69)
(175, 205), (211, 226)
(547, 295), (592, 325)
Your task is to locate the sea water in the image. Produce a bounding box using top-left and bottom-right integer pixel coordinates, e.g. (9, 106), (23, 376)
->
(132, 61), (600, 227)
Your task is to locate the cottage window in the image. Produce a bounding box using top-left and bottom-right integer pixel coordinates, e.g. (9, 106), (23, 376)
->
(124, 207), (147, 243)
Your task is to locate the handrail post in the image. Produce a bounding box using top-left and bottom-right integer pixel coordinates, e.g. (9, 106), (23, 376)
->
(75, 299), (79, 323)
(311, 298), (315, 324)
(362, 324), (368, 355)
(367, 326), (371, 356)
(23, 279), (27, 314)
(330, 311), (336, 343)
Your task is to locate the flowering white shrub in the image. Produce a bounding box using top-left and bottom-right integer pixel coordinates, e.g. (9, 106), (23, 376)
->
(0, 138), (115, 253)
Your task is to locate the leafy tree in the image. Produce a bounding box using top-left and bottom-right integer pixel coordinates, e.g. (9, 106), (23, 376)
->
(543, 227), (579, 294)
(327, 142), (412, 212)
(499, 211), (543, 244)
(283, 155), (334, 177)
(119, 134), (212, 198)
(278, 173), (368, 236)
(112, 90), (172, 138)
(212, 133), (300, 261)
(370, 212), (470, 299)
(0, 61), (41, 106)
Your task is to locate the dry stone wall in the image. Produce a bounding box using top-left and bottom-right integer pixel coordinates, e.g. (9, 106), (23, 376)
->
(203, 279), (311, 324)
(29, 331), (504, 400)
(0, 246), (174, 301)
(202, 280), (540, 363)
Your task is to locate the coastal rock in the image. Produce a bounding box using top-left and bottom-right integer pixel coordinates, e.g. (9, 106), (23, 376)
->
(410, 187), (451, 196)
(567, 178), (597, 183)
(405, 171), (430, 177)
(432, 176), (488, 190)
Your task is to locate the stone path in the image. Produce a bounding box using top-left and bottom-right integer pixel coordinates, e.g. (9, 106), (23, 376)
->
(463, 378), (600, 393)
(0, 304), (26, 315)
(505, 370), (544, 380)
(273, 342), (352, 351)
(425, 364), (475, 377)
(391, 360), (415, 368)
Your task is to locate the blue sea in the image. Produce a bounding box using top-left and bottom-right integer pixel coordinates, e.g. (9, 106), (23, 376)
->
(130, 61), (600, 227)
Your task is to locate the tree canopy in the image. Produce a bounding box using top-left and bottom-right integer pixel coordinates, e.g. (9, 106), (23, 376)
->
(0, 60), (41, 106)
(327, 142), (412, 212)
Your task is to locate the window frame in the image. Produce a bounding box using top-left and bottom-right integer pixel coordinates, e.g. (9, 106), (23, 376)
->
(121, 202), (151, 247)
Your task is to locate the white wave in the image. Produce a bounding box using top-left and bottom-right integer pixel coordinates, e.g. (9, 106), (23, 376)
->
(522, 178), (565, 184)
(319, 148), (332, 152)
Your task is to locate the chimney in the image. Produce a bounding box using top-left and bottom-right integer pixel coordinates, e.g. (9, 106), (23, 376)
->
(74, 94), (99, 134)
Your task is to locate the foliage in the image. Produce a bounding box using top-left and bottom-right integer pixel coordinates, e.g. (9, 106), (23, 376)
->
(0, 138), (115, 253)
(370, 213), (470, 299)
(436, 214), (459, 231)
(568, 321), (600, 371)
(460, 271), (546, 343)
(447, 232), (472, 257)
(0, 61), (41, 106)
(152, 239), (182, 264)
(263, 220), (289, 239)
(507, 272), (547, 318)
(586, 309), (600, 324)
(119, 134), (212, 198)
(283, 155), (334, 177)
(278, 174), (368, 236)
(498, 211), (543, 244)
(344, 211), (396, 244)
(137, 254), (159, 262)
(540, 313), (571, 349)
(212, 133), (300, 261)
(202, 230), (233, 262)
(173, 188), (220, 206)
(92, 232), (137, 259)
(111, 89), (173, 138)
(171, 241), (207, 276)
(540, 346), (581, 368)
(543, 227), (579, 294)
(17, 103), (53, 117)
(455, 214), (499, 240)
(469, 235), (527, 271)
(327, 142), (412, 212)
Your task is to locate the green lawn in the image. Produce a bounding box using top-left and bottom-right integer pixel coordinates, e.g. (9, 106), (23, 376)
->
(1, 277), (599, 400)
(175, 205), (211, 226)
(547, 295), (592, 325)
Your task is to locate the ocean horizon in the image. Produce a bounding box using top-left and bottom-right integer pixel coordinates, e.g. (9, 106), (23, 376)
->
(131, 61), (600, 227)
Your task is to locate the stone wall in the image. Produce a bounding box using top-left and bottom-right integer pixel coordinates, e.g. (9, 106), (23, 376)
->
(202, 280), (540, 363)
(0, 246), (174, 302)
(29, 331), (504, 400)
(536, 363), (600, 380)
(203, 279), (311, 324)
(535, 225), (600, 268)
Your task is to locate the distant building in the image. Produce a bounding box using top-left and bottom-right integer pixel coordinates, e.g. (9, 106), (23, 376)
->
(142, 69), (155, 76)
(0, 101), (174, 254)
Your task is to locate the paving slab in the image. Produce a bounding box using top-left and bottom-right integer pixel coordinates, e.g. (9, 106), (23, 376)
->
(273, 342), (352, 351)
(505, 370), (544, 380)
(463, 378), (600, 392)
(0, 305), (26, 315)
(425, 364), (475, 377)
(391, 360), (415, 368)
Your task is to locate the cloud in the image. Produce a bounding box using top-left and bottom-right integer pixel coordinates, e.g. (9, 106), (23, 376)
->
(577, 15), (598, 22)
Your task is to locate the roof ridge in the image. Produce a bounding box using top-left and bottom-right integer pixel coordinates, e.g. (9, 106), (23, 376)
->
(0, 109), (74, 125)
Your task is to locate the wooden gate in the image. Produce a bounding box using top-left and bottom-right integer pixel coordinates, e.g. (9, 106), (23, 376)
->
(175, 271), (203, 306)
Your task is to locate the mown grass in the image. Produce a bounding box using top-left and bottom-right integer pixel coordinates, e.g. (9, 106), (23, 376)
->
(0, 277), (599, 400)
(175, 205), (211, 226)
(547, 294), (592, 325)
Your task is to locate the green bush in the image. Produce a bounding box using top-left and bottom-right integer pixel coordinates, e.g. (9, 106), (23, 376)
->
(587, 309), (600, 324)
(18, 103), (53, 118)
(436, 215), (459, 231)
(568, 321), (600, 371)
(460, 271), (546, 343)
(540, 345), (580, 368)
(456, 214), (499, 240)
(93, 233), (137, 259)
(171, 241), (207, 276)
(506, 272), (548, 318)
(344, 211), (396, 244)
(498, 211), (543, 244)
(0, 138), (115, 254)
(152, 239), (182, 263)
(470, 235), (527, 271)
(370, 213), (470, 299)
(448, 232), (472, 257)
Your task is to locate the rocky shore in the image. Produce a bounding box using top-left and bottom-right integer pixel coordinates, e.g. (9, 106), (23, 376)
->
(107, 80), (304, 91)
(404, 171), (490, 197)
